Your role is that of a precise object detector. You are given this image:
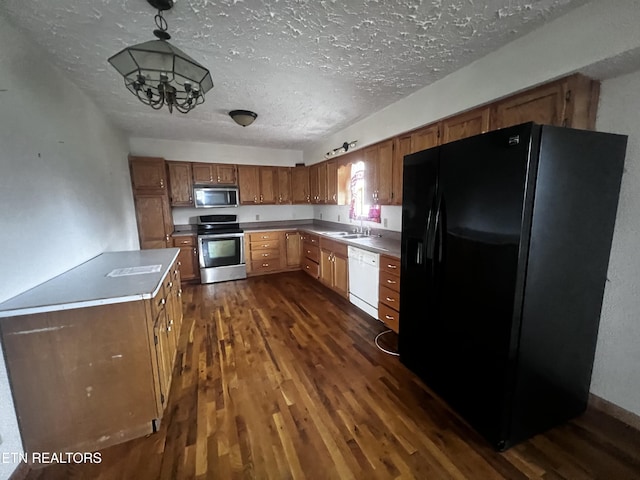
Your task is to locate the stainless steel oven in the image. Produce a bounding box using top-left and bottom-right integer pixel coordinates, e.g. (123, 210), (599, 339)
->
(197, 215), (247, 284)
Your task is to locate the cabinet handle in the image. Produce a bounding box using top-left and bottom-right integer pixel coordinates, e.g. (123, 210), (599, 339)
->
(260, 194), (264, 203)
(261, 235), (269, 239)
(193, 248), (197, 256)
(168, 319), (174, 326)
(385, 315), (395, 320)
(189, 196), (193, 202)
(385, 297), (395, 302)
(168, 281), (173, 288)
(165, 234), (170, 242)
(262, 263), (269, 267)
(333, 194), (336, 201)
(262, 244), (269, 248)
(254, 196), (258, 203)
(178, 289), (182, 297)
(262, 253), (269, 257)
(167, 325), (172, 332)
(387, 279), (397, 284)
(217, 175), (221, 182)
(387, 264), (397, 269)
(160, 179), (164, 188)
(160, 298), (166, 305)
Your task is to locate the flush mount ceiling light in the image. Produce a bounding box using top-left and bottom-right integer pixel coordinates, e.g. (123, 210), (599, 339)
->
(325, 140), (358, 158)
(108, 0), (213, 114)
(229, 110), (258, 127)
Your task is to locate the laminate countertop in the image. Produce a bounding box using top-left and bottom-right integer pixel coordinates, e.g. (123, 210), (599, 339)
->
(0, 249), (180, 318)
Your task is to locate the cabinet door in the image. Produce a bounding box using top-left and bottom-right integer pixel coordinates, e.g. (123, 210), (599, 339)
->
(317, 162), (328, 203)
(491, 82), (567, 130)
(333, 254), (349, 297)
(441, 107), (490, 144)
(363, 145), (378, 205)
(192, 163), (215, 184)
(130, 157), (167, 193)
(276, 167), (292, 204)
(375, 139), (394, 205)
(176, 245), (198, 280)
(309, 164), (320, 203)
(167, 161), (193, 206)
(153, 308), (172, 410)
(238, 165), (260, 204)
(393, 135), (412, 206)
(285, 231), (302, 268)
(320, 250), (333, 287)
(259, 167), (277, 204)
(291, 166), (310, 204)
(411, 124), (440, 153)
(215, 164), (238, 185)
(326, 159), (338, 205)
(134, 194), (173, 249)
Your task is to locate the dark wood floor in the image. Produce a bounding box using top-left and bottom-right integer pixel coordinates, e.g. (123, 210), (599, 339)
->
(26, 271), (640, 479)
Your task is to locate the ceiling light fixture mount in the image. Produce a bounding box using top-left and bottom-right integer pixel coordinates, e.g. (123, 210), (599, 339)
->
(229, 110), (258, 127)
(108, 0), (213, 114)
(325, 140), (358, 158)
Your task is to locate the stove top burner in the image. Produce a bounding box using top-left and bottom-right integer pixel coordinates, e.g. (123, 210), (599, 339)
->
(197, 214), (243, 236)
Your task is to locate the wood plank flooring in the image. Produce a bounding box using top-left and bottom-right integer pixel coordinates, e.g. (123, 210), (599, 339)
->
(25, 271), (640, 479)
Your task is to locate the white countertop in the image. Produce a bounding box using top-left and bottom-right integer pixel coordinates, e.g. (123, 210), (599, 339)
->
(0, 249), (180, 318)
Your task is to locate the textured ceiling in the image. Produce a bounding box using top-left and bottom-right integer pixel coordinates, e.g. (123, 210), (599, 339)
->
(1, 0), (589, 150)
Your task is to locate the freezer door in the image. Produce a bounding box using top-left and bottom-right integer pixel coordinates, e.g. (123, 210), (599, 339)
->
(430, 123), (537, 448)
(398, 146), (439, 375)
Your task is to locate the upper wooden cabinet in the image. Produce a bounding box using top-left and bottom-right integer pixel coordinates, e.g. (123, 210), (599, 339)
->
(326, 159), (338, 205)
(363, 139), (394, 205)
(276, 167), (292, 204)
(410, 124), (440, 152)
(441, 106), (490, 144)
(192, 162), (237, 186)
(129, 157), (167, 193)
(238, 165), (277, 205)
(490, 73), (599, 131)
(291, 166), (310, 204)
(166, 161), (193, 207)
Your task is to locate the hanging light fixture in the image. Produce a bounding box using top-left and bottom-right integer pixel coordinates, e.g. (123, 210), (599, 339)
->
(108, 0), (213, 114)
(325, 140), (358, 158)
(229, 110), (258, 127)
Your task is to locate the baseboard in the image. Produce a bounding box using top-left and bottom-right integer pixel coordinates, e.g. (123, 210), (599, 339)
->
(8, 462), (29, 480)
(588, 393), (640, 431)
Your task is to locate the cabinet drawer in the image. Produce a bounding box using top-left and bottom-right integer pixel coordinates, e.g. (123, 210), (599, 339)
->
(251, 260), (281, 273)
(320, 238), (348, 257)
(378, 302), (399, 333)
(302, 257), (319, 279)
(250, 240), (280, 251)
(379, 270), (400, 292)
(248, 231), (280, 242)
(301, 233), (320, 246)
(151, 287), (167, 319)
(249, 250), (280, 261)
(379, 285), (400, 310)
(172, 235), (196, 247)
(380, 254), (401, 277)
(303, 243), (320, 263)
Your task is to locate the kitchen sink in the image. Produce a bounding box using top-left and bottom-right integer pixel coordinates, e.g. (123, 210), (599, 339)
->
(340, 233), (367, 239)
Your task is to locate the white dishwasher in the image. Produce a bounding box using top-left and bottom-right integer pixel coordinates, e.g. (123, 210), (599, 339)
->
(348, 246), (380, 318)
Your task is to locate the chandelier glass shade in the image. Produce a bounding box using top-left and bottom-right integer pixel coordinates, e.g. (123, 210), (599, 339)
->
(108, 3), (213, 114)
(229, 110), (258, 127)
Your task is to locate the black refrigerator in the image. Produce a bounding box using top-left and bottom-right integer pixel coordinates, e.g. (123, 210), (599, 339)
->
(399, 122), (627, 450)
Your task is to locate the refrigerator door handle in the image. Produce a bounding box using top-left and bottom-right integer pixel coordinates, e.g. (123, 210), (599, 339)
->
(425, 195), (436, 260)
(416, 242), (423, 265)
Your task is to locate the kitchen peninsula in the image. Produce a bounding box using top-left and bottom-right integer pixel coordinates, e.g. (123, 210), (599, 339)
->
(0, 249), (183, 462)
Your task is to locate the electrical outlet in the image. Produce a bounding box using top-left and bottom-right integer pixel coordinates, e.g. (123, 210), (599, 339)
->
(255, 214), (260, 221)
(338, 214), (341, 222)
(383, 218), (388, 228)
(320, 213), (323, 220)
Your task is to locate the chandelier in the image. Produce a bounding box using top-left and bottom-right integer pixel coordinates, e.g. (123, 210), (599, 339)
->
(108, 0), (213, 114)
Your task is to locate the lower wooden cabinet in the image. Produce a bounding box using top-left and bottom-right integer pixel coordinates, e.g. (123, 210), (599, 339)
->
(0, 256), (183, 457)
(172, 234), (199, 282)
(301, 233), (320, 279)
(378, 254), (401, 333)
(319, 238), (349, 298)
(284, 231), (302, 268)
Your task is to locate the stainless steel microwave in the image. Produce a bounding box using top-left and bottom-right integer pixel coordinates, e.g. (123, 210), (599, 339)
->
(193, 186), (239, 208)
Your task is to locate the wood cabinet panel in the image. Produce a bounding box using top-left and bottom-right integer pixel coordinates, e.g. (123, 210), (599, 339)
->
(380, 255), (401, 276)
(259, 167), (277, 204)
(309, 163), (321, 203)
(326, 159), (338, 204)
(192, 163), (238, 185)
(491, 83), (567, 130)
(285, 231), (302, 268)
(130, 157), (167, 193)
(441, 107), (490, 144)
(246, 231), (285, 276)
(172, 235), (199, 281)
(291, 166), (310, 204)
(276, 167), (292, 204)
(379, 284), (400, 310)
(411, 124), (440, 152)
(319, 237), (349, 298)
(303, 243), (320, 263)
(167, 161), (193, 206)
(134, 194), (173, 249)
(378, 302), (399, 333)
(302, 257), (319, 279)
(238, 165), (261, 205)
(333, 254), (349, 297)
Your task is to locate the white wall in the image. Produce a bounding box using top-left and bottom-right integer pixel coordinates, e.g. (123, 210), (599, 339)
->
(590, 70), (640, 416)
(129, 137), (302, 166)
(173, 204), (314, 225)
(301, 0), (640, 417)
(0, 14), (138, 479)
(313, 204), (403, 233)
